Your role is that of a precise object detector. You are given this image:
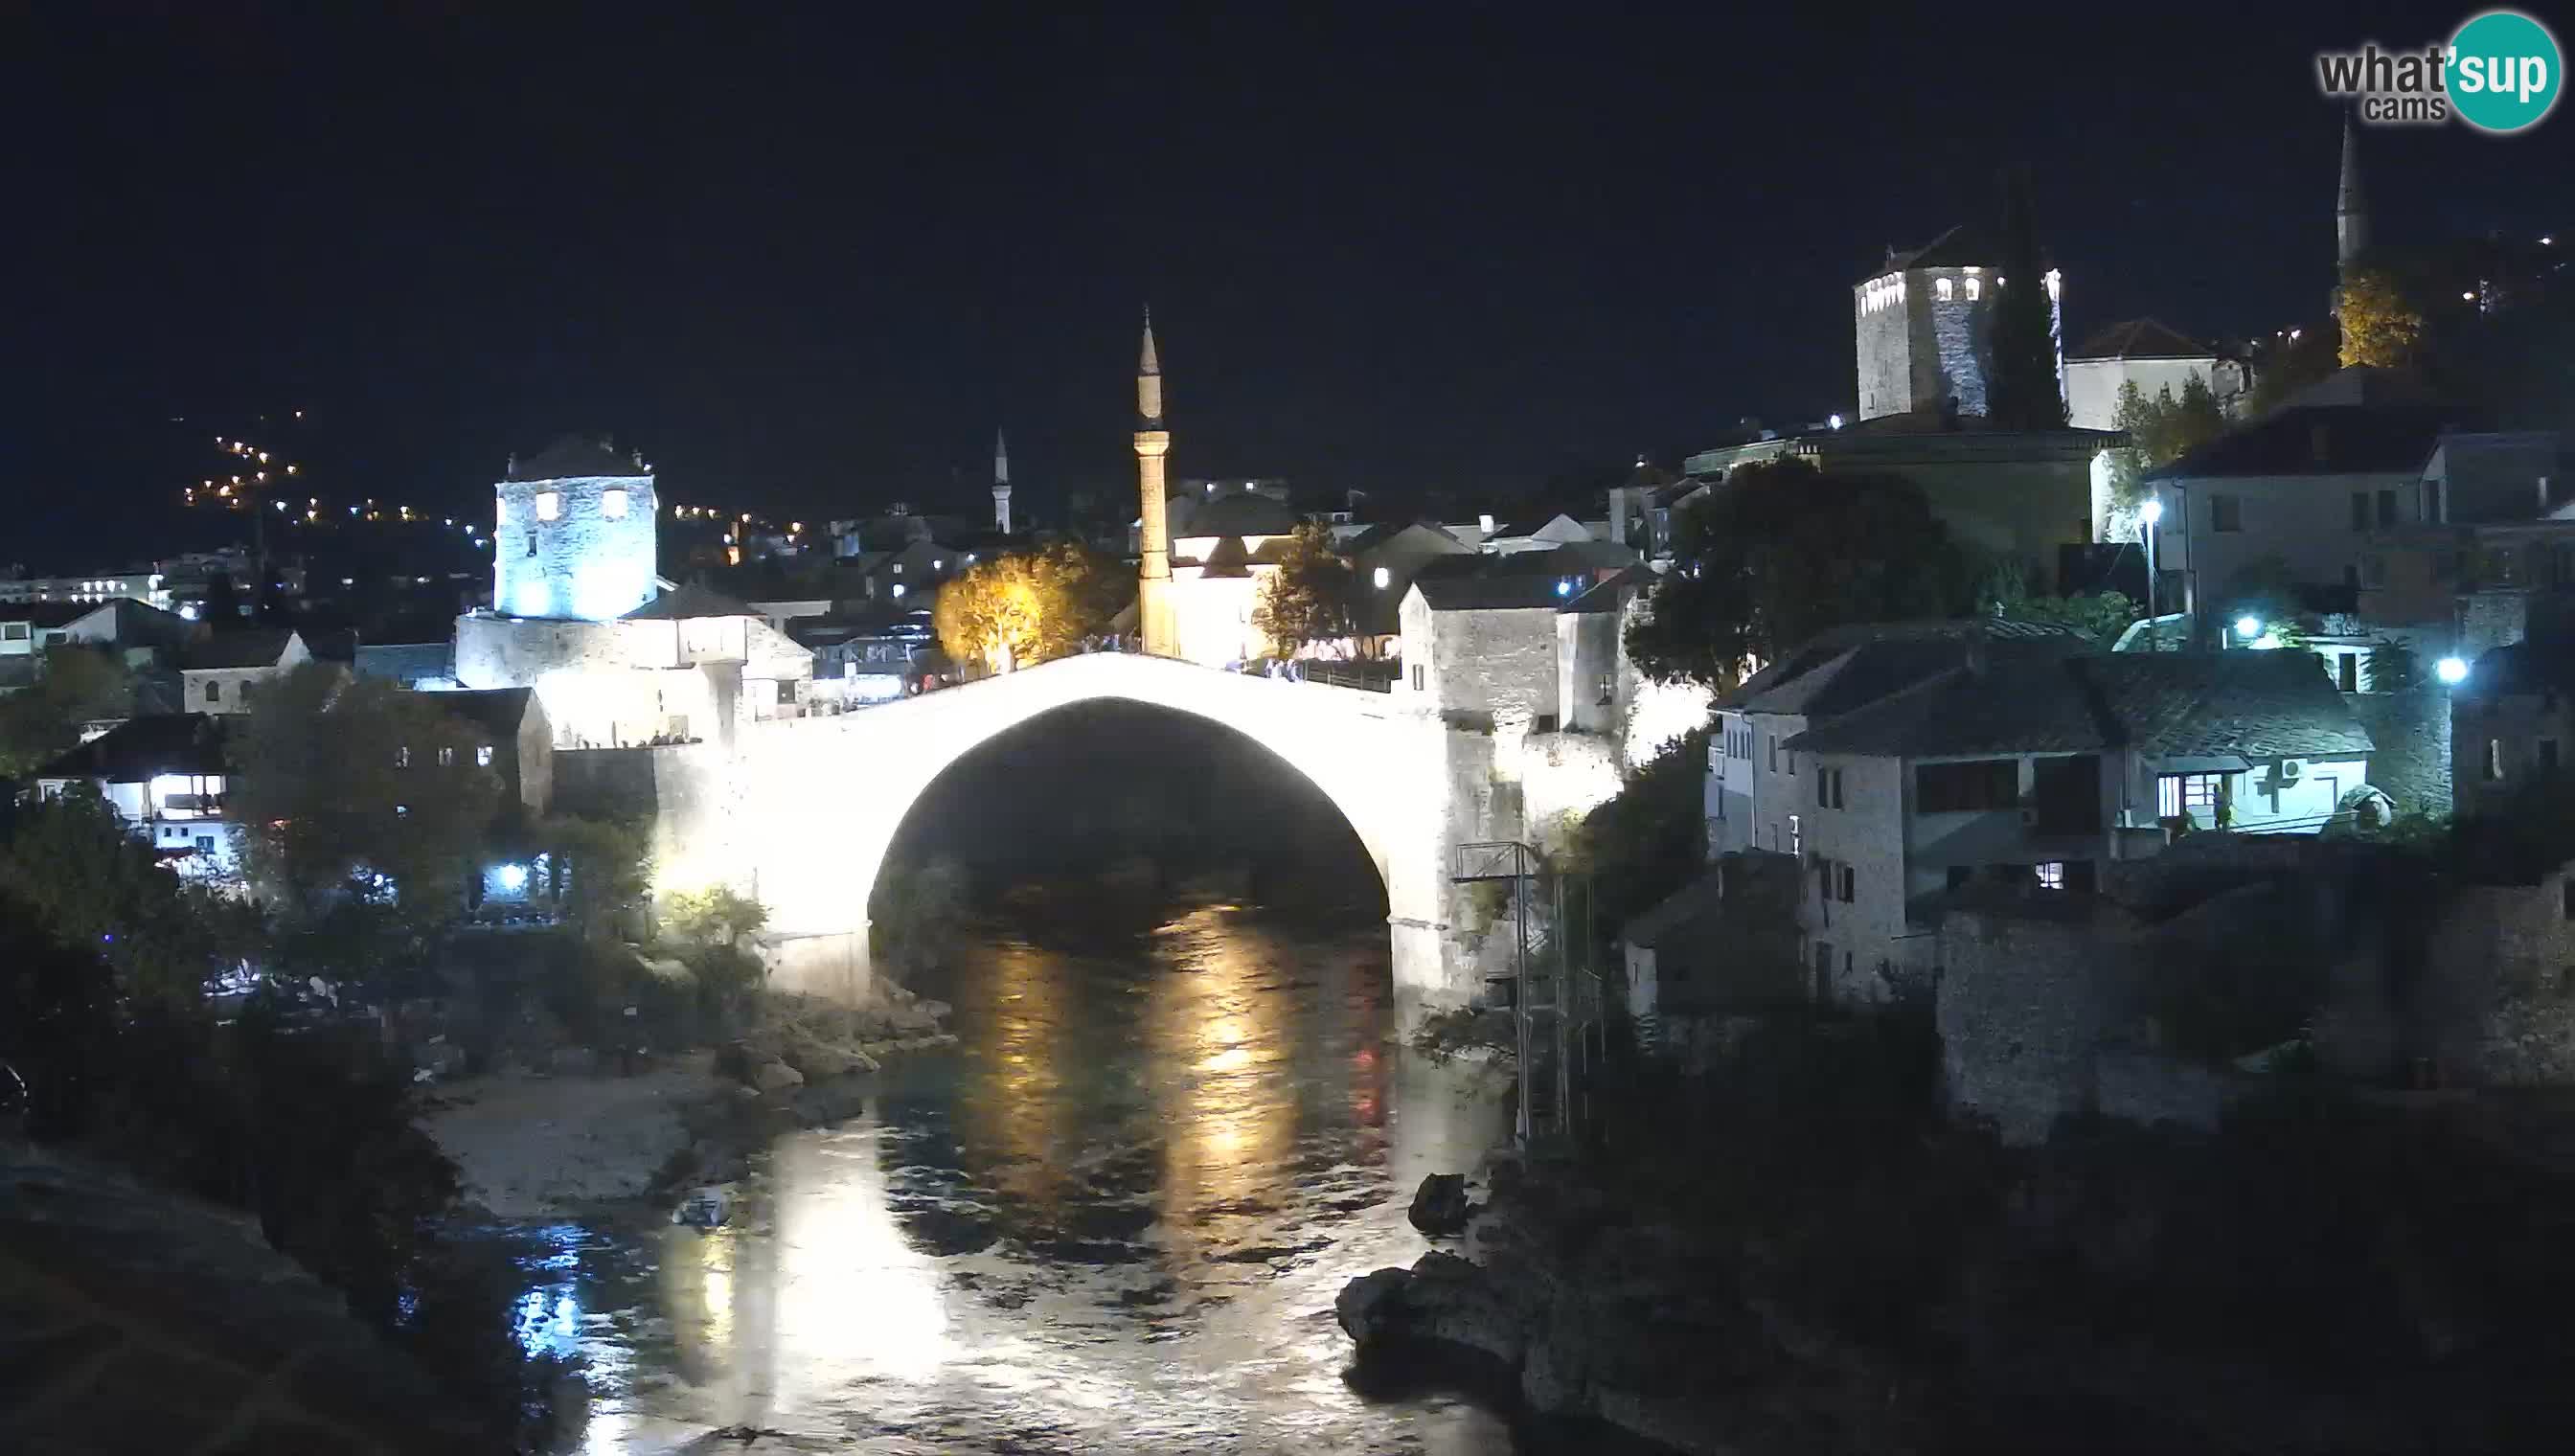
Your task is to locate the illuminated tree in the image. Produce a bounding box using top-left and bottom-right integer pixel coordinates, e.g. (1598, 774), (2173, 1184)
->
(228, 664), (500, 927)
(1251, 524), (1358, 658)
(2337, 265), (2426, 369)
(1626, 459), (1967, 691)
(932, 540), (1121, 674)
(2105, 375), (2227, 518)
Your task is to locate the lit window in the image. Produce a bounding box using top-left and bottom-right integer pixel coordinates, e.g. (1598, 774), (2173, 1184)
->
(2156, 773), (2225, 820)
(2036, 862), (2065, 891)
(1374, 566), (1391, 590)
(477, 744), (494, 767)
(437, 745), (456, 767)
(934, 558), (945, 570)
(1964, 277), (1981, 301)
(2485, 739), (2504, 782)
(536, 491), (561, 521)
(603, 489), (628, 519)
(891, 583), (906, 599)
(395, 745), (410, 768)
(1936, 277), (1955, 302)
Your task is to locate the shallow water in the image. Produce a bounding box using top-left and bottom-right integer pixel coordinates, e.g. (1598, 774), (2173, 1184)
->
(500, 901), (1574, 1454)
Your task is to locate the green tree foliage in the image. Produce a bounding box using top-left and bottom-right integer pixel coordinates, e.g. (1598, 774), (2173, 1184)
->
(2337, 264), (2427, 369)
(663, 884), (767, 946)
(0, 646), (137, 777)
(227, 663), (501, 926)
(2366, 637), (2421, 694)
(533, 814), (651, 939)
(0, 785), (260, 1012)
(932, 539), (1122, 674)
(1251, 523), (1359, 657)
(1567, 730), (1713, 934)
(871, 856), (968, 976)
(1986, 167), (2067, 431)
(2244, 319), (2342, 419)
(1625, 459), (1968, 691)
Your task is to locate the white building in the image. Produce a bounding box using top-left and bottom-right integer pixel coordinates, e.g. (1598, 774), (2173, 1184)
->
(2062, 318), (2249, 430)
(180, 628), (313, 714)
(33, 714), (244, 886)
(1718, 642), (2373, 1003)
(2142, 368), (2466, 632)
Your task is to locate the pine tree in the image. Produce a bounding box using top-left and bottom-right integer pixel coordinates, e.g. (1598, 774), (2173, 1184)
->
(1986, 166), (2066, 430)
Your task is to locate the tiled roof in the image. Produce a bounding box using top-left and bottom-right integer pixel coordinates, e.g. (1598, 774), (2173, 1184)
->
(2148, 403), (2468, 481)
(511, 435), (649, 480)
(1785, 650), (2373, 760)
(36, 714), (229, 783)
(2066, 317), (2215, 362)
(1723, 620), (2093, 717)
(621, 584), (758, 621)
(182, 628), (300, 671)
(352, 643), (454, 686)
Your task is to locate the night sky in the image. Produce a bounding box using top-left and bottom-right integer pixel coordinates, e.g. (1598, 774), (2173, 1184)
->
(12, 2), (2572, 565)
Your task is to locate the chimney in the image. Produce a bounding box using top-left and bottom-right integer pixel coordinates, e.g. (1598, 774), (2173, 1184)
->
(1607, 486), (1629, 546)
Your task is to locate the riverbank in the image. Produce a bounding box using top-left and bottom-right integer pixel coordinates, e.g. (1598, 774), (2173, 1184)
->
(422, 1055), (729, 1218)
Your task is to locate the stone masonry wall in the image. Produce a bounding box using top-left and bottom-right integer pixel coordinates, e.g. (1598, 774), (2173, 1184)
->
(2346, 685), (2451, 820)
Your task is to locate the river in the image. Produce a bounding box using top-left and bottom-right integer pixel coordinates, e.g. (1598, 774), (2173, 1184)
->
(487, 895), (1600, 1454)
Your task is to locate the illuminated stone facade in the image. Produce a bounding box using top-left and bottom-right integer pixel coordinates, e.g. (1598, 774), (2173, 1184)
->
(491, 438), (659, 623)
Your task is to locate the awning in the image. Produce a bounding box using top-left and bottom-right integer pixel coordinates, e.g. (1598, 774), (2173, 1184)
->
(2153, 754), (2252, 774)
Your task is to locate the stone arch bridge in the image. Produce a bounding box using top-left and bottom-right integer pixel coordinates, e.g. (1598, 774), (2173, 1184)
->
(623, 652), (1599, 1023)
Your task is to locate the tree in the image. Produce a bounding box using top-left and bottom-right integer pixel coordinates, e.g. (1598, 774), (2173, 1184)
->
(1986, 166), (2067, 431)
(1251, 524), (1358, 658)
(663, 885), (766, 947)
(0, 646), (136, 777)
(2104, 376), (2227, 523)
(2245, 320), (2341, 419)
(932, 539), (1122, 674)
(227, 664), (501, 929)
(1625, 459), (1969, 691)
(1983, 579), (2141, 648)
(0, 785), (260, 1012)
(533, 815), (650, 940)
(2337, 265), (2426, 369)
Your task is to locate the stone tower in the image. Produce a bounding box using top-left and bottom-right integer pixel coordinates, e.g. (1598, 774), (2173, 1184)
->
(991, 428), (1013, 535)
(491, 435), (658, 622)
(1133, 309), (1177, 656)
(1854, 226), (2062, 422)
(2336, 111), (2371, 272)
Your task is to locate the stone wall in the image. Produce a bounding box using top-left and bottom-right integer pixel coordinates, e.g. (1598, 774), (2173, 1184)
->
(2424, 876), (2575, 1085)
(1935, 904), (2147, 1144)
(491, 471), (657, 622)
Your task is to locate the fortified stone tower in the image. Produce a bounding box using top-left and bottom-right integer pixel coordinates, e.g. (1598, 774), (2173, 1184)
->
(1133, 310), (1177, 656)
(491, 435), (659, 621)
(1853, 226), (2062, 422)
(991, 428), (1013, 535)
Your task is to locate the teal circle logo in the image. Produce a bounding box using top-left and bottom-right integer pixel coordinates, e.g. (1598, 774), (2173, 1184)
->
(2450, 10), (2562, 133)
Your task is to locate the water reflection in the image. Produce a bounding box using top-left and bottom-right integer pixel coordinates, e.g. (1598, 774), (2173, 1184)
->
(527, 902), (1523, 1453)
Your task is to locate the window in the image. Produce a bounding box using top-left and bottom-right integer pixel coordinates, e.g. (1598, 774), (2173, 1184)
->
(776, 679), (795, 705)
(1964, 277), (1981, 301)
(2210, 494), (2243, 533)
(2486, 739), (2504, 782)
(1935, 277), (1955, 301)
(1915, 759), (2018, 812)
(2036, 862), (2065, 891)
(1837, 863), (1855, 902)
(1813, 942), (1834, 996)
(1768, 737), (1777, 772)
(1815, 766), (1844, 808)
(1, 622), (25, 641)
(2337, 652), (2359, 693)
(476, 744), (494, 767)
(195, 835), (215, 853)
(535, 490), (561, 521)
(1411, 665), (1425, 691)
(2426, 480), (2444, 523)
(603, 489), (629, 519)
(2377, 489), (2397, 528)
(1597, 673), (1614, 705)
(395, 744), (411, 768)
(437, 745), (456, 766)
(203, 679), (221, 703)
(1788, 813), (1801, 858)
(526, 534), (537, 557)
(2156, 772), (2227, 819)
(2352, 491), (2371, 531)
(2544, 739), (2562, 773)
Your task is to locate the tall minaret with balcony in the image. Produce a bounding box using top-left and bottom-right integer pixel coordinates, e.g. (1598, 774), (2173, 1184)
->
(991, 428), (1013, 535)
(1133, 310), (1176, 656)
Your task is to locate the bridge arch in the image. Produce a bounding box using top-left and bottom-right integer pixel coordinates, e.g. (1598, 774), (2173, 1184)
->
(722, 654), (1454, 1009)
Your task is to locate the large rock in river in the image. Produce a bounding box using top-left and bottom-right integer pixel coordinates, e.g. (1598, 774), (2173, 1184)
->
(1333, 1251), (1526, 1368)
(1407, 1172), (1474, 1236)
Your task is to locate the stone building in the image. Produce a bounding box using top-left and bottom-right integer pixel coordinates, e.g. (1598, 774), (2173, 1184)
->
(1853, 223), (2062, 422)
(179, 627), (313, 714)
(2062, 317), (2249, 430)
(491, 435), (658, 624)
(2451, 639), (2575, 818)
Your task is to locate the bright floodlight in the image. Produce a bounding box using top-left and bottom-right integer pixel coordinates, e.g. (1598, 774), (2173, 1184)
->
(2436, 655), (2470, 686)
(497, 863), (529, 891)
(2235, 616), (2263, 640)
(2139, 498), (2164, 525)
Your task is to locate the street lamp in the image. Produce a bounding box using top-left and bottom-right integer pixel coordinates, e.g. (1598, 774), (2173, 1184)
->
(2236, 615), (2264, 642)
(2139, 497), (2163, 649)
(2436, 655), (2470, 686)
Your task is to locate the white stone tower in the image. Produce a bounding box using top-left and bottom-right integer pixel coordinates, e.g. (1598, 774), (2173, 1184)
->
(491, 435), (658, 621)
(2336, 111), (2371, 273)
(1853, 227), (2062, 422)
(1133, 309), (1177, 657)
(991, 428), (1014, 534)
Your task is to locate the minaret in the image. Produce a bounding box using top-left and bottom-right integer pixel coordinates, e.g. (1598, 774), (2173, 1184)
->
(1133, 308), (1176, 657)
(991, 428), (1013, 535)
(2336, 111), (2370, 273)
